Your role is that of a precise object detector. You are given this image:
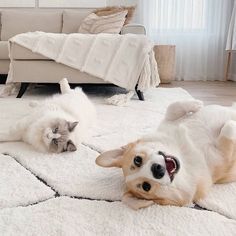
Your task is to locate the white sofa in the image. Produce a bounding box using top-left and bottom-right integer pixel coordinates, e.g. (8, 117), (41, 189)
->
(0, 10), (146, 98)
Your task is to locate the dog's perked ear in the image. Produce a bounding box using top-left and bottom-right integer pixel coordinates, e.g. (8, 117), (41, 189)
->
(122, 192), (154, 210)
(96, 148), (125, 168)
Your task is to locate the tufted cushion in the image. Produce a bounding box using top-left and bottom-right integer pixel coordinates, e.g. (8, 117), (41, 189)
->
(78, 11), (127, 34)
(94, 6), (136, 25)
(1, 11), (62, 41)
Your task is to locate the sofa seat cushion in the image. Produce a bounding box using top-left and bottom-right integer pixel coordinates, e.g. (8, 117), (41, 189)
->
(1, 11), (62, 41)
(0, 41), (9, 59)
(10, 43), (49, 60)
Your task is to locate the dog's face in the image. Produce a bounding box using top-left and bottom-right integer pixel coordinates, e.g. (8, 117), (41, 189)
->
(96, 140), (181, 209)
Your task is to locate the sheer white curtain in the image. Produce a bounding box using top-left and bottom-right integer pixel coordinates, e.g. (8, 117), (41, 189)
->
(138, 0), (234, 81)
(227, 0), (236, 50)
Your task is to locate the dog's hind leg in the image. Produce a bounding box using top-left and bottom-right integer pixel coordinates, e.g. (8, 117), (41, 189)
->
(216, 120), (236, 183)
(59, 78), (71, 94)
(165, 100), (203, 121)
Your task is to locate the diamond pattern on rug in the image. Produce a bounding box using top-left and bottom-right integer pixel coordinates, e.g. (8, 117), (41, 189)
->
(0, 142), (124, 201)
(0, 153), (54, 209)
(0, 88), (194, 201)
(1, 87), (235, 232)
(197, 183), (236, 220)
(0, 197), (235, 236)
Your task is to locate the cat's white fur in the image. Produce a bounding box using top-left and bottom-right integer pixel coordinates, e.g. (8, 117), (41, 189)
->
(0, 78), (96, 153)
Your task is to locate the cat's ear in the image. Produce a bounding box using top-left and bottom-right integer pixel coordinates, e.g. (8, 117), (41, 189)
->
(67, 121), (79, 132)
(66, 140), (77, 152)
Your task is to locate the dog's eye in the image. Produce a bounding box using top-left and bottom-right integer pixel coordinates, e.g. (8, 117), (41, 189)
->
(52, 138), (58, 146)
(158, 151), (165, 157)
(142, 182), (151, 192)
(133, 156), (142, 167)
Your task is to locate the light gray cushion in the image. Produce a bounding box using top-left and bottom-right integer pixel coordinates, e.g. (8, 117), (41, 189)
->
(1, 11), (62, 41)
(62, 9), (93, 33)
(0, 41), (9, 59)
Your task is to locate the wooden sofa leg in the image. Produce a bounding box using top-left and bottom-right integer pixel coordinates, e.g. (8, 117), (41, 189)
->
(135, 85), (144, 101)
(16, 83), (29, 98)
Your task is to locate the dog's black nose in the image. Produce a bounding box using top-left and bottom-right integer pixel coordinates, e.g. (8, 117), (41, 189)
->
(151, 163), (165, 179)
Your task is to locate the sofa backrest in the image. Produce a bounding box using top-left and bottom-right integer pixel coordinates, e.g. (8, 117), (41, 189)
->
(0, 9), (97, 41)
(0, 11), (63, 41)
(62, 9), (93, 33)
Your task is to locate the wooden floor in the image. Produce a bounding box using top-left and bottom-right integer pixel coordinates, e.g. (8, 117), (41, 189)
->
(161, 81), (236, 106)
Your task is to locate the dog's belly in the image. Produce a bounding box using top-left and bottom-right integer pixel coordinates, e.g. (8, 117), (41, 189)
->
(177, 105), (236, 173)
(193, 105), (236, 137)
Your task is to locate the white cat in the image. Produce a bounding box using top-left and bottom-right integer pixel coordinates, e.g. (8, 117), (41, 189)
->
(0, 78), (96, 153)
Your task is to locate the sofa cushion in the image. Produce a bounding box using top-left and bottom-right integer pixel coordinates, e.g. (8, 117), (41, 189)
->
(62, 10), (93, 33)
(0, 41), (9, 59)
(78, 11), (127, 34)
(1, 11), (62, 41)
(94, 6), (136, 25)
(10, 42), (48, 60)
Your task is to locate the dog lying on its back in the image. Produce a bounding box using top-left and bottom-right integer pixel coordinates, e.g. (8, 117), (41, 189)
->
(96, 100), (236, 210)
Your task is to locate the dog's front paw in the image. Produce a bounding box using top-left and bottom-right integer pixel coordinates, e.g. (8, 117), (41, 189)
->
(122, 192), (154, 210)
(185, 100), (203, 113)
(165, 100), (203, 121)
(220, 120), (236, 140)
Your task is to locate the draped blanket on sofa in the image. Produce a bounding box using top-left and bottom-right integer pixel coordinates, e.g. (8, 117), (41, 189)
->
(7, 32), (160, 92)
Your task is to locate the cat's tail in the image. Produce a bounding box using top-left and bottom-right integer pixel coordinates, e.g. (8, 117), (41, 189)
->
(59, 78), (71, 94)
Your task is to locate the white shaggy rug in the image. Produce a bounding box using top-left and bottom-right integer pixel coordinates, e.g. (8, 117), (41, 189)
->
(0, 86), (236, 235)
(0, 153), (54, 209)
(1, 197), (236, 236)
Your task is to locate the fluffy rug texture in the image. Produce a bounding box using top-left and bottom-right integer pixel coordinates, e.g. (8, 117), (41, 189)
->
(0, 87), (236, 235)
(1, 197), (236, 236)
(0, 153), (54, 209)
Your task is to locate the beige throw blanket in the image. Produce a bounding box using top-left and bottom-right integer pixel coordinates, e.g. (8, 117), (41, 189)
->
(7, 32), (160, 92)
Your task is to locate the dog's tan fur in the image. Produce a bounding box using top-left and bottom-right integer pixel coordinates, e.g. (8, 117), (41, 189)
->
(96, 101), (236, 210)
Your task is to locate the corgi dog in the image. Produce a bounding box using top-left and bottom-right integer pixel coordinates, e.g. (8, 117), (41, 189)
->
(96, 100), (236, 210)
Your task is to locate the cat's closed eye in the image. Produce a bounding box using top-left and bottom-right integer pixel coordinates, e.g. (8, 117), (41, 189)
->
(52, 138), (58, 145)
(53, 127), (58, 133)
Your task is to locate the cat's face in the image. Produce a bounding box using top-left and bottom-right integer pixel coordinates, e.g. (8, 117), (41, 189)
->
(42, 119), (78, 153)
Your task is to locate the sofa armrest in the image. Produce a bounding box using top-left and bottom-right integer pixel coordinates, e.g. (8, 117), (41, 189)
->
(121, 24), (146, 35)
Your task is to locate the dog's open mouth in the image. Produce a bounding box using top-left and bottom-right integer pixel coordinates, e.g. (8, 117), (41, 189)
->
(164, 156), (180, 181)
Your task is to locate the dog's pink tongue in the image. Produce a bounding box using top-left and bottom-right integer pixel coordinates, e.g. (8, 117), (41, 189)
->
(165, 158), (175, 174)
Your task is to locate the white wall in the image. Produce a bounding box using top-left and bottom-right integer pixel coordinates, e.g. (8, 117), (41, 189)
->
(107, 0), (137, 6)
(0, 0), (137, 8)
